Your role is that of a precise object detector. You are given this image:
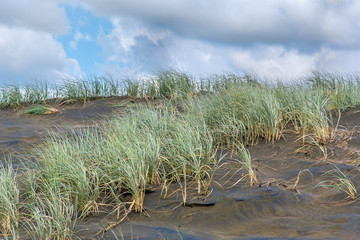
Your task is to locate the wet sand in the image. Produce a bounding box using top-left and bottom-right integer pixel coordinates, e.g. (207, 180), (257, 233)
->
(1, 99), (360, 239)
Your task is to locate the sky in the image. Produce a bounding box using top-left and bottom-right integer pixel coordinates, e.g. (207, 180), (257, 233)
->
(1, 0), (360, 85)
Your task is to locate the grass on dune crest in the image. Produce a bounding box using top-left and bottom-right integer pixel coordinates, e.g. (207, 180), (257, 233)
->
(2, 71), (360, 238)
(0, 75), (121, 109)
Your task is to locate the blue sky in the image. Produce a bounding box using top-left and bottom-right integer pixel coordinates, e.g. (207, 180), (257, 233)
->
(1, 0), (360, 85)
(58, 5), (110, 74)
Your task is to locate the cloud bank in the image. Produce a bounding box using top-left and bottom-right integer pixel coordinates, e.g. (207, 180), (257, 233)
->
(81, 0), (360, 47)
(2, 0), (360, 83)
(75, 0), (360, 80)
(0, 0), (80, 84)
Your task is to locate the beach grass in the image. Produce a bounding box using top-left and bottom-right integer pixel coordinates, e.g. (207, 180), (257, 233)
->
(23, 187), (77, 240)
(2, 71), (360, 237)
(235, 143), (258, 187)
(23, 105), (59, 115)
(0, 163), (19, 236)
(316, 164), (358, 200)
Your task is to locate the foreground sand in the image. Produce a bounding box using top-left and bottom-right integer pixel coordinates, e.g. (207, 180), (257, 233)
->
(1, 98), (359, 239)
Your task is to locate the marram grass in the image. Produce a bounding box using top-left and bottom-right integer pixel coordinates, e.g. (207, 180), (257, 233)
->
(0, 163), (19, 236)
(2, 71), (360, 238)
(316, 164), (358, 200)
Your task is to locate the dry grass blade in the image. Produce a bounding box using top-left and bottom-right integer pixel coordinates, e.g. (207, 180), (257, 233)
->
(290, 169), (313, 192)
(105, 200), (135, 232)
(295, 135), (329, 160)
(24, 105), (59, 115)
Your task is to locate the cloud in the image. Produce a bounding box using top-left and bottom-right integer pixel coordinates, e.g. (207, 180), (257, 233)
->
(0, 0), (70, 35)
(0, 1), (83, 84)
(94, 11), (360, 81)
(1, 0), (358, 83)
(314, 47), (360, 73)
(53, 0), (360, 81)
(0, 25), (80, 84)
(96, 17), (173, 75)
(230, 46), (316, 80)
(97, 17), (230, 76)
(70, 31), (91, 49)
(78, 0), (360, 48)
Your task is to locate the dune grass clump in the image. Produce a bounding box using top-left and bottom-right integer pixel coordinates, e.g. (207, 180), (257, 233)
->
(23, 187), (77, 240)
(307, 72), (360, 110)
(278, 85), (334, 144)
(0, 82), (57, 109)
(23, 105), (215, 219)
(124, 78), (143, 99)
(0, 75), (121, 109)
(199, 73), (256, 93)
(123, 70), (196, 100)
(100, 107), (215, 209)
(156, 70), (195, 98)
(187, 81), (284, 147)
(184, 73), (359, 149)
(0, 164), (20, 236)
(22, 82), (51, 106)
(0, 85), (23, 109)
(28, 127), (103, 217)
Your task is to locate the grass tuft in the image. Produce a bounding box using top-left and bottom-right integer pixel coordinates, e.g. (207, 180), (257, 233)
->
(235, 144), (258, 187)
(316, 164), (358, 200)
(24, 105), (59, 115)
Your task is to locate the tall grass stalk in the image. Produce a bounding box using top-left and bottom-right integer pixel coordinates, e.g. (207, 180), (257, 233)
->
(235, 144), (258, 187)
(0, 163), (20, 236)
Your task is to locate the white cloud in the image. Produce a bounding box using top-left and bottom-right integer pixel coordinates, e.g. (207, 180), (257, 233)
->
(97, 15), (360, 81)
(77, 0), (360, 48)
(0, 25), (80, 84)
(96, 17), (172, 74)
(70, 0), (360, 81)
(231, 46), (360, 80)
(0, 0), (70, 35)
(0, 1), (83, 84)
(70, 31), (91, 49)
(1, 0), (358, 83)
(97, 18), (241, 76)
(314, 47), (360, 73)
(230, 46), (316, 80)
